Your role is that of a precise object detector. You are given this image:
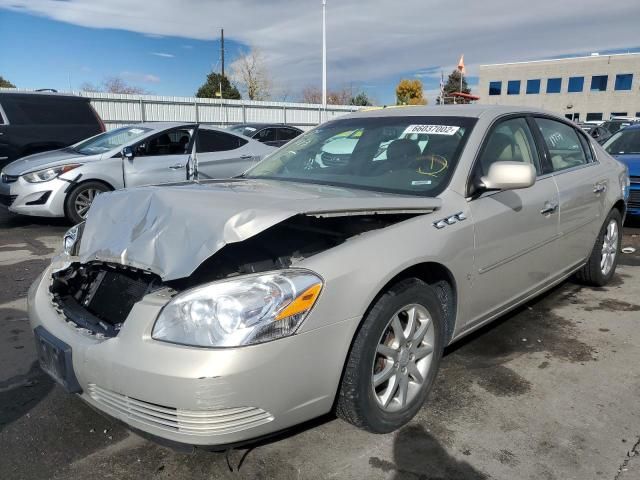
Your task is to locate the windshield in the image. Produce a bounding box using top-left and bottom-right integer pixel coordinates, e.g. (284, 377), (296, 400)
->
(604, 129), (640, 155)
(244, 116), (476, 196)
(73, 126), (152, 155)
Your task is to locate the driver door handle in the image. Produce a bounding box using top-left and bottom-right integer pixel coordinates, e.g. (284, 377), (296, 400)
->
(540, 201), (558, 215)
(169, 163), (184, 170)
(593, 183), (606, 194)
(240, 154), (253, 159)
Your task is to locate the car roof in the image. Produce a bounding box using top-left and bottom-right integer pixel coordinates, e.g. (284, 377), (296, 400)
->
(347, 104), (558, 121)
(0, 90), (90, 101)
(231, 123), (301, 129)
(620, 123), (640, 131)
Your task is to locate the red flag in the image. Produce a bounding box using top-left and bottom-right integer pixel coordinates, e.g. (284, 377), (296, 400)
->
(457, 55), (465, 75)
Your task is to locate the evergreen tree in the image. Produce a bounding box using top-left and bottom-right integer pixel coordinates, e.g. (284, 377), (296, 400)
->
(0, 75), (16, 88)
(350, 92), (373, 106)
(440, 69), (471, 104)
(196, 72), (241, 99)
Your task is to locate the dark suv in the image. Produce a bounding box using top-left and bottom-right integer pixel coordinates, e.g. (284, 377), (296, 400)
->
(0, 91), (105, 169)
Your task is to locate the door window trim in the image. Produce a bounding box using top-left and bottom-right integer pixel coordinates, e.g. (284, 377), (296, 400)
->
(530, 115), (598, 178)
(465, 113), (545, 198)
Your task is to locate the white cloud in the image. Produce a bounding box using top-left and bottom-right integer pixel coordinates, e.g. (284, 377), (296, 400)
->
(2, 0), (639, 93)
(151, 52), (174, 58)
(120, 71), (160, 84)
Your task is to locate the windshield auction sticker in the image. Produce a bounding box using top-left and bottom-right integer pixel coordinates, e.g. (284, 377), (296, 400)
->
(402, 125), (460, 136)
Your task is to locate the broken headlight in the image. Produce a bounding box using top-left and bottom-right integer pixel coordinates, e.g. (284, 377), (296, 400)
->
(62, 222), (84, 256)
(152, 270), (323, 347)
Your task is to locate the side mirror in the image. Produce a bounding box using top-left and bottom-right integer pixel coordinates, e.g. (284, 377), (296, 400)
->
(480, 161), (536, 191)
(122, 146), (135, 160)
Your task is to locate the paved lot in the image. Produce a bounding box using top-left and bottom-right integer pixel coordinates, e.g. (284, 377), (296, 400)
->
(1, 208), (639, 480)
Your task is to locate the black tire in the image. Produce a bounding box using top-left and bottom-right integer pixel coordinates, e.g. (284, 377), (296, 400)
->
(575, 209), (622, 287)
(64, 181), (110, 224)
(336, 278), (445, 433)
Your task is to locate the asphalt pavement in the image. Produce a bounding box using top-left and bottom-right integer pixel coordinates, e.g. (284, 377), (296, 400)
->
(1, 208), (639, 480)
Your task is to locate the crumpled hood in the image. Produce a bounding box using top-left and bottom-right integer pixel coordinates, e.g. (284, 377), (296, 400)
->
(79, 179), (441, 280)
(2, 148), (88, 175)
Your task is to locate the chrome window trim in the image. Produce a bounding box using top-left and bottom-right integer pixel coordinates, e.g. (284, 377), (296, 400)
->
(0, 102), (9, 125)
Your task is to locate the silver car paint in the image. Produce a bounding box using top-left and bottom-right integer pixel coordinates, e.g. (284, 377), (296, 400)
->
(0, 123), (274, 218)
(28, 105), (628, 447)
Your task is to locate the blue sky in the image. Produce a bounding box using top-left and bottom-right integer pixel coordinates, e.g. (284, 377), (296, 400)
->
(1, 1), (640, 105)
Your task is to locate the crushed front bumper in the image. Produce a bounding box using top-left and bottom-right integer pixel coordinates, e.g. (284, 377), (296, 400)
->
(28, 265), (359, 447)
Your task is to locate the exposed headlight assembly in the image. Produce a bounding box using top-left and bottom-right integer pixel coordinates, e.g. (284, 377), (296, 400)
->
(62, 222), (84, 256)
(152, 270), (323, 348)
(23, 164), (81, 183)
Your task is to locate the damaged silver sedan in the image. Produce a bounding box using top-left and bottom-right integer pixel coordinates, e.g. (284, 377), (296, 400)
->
(28, 106), (628, 449)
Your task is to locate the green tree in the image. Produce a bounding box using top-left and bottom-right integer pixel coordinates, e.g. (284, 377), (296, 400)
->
(395, 79), (427, 105)
(350, 91), (373, 106)
(440, 69), (471, 104)
(196, 72), (241, 99)
(0, 75), (16, 88)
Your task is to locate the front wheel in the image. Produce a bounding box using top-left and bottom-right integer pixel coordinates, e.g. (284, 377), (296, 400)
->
(575, 209), (622, 287)
(64, 181), (110, 224)
(336, 278), (445, 433)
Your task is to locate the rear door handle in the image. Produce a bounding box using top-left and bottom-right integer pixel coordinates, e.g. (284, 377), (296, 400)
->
(240, 154), (253, 159)
(540, 202), (558, 215)
(593, 183), (606, 194)
(169, 163), (184, 170)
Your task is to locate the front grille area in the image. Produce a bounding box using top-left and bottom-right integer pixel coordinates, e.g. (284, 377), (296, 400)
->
(50, 263), (163, 337)
(0, 193), (17, 206)
(88, 384), (274, 436)
(629, 188), (640, 208)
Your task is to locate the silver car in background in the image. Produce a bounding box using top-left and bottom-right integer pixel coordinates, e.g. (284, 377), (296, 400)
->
(0, 122), (274, 223)
(28, 106), (628, 450)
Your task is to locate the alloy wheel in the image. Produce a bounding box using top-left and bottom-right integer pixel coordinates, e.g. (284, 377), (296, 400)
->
(371, 303), (435, 412)
(600, 218), (618, 276)
(74, 188), (100, 219)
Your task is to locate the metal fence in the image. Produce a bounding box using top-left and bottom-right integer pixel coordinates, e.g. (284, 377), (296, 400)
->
(77, 92), (360, 131)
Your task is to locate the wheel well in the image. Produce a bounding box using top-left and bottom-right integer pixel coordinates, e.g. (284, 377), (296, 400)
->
(69, 178), (115, 193)
(375, 262), (458, 345)
(612, 199), (626, 218)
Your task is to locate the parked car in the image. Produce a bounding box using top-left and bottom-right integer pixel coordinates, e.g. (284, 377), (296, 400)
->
(603, 123), (640, 216)
(228, 123), (303, 148)
(0, 122), (274, 223)
(29, 106), (627, 450)
(592, 117), (640, 144)
(0, 91), (105, 170)
(588, 125), (612, 144)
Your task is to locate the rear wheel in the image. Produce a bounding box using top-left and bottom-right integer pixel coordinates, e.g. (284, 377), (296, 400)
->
(336, 278), (444, 433)
(575, 209), (622, 286)
(64, 181), (110, 224)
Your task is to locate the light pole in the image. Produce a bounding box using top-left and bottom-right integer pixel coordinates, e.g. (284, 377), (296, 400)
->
(322, 0), (327, 118)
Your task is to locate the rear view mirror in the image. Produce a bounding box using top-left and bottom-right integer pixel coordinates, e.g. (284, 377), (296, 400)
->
(480, 161), (536, 191)
(122, 146), (135, 160)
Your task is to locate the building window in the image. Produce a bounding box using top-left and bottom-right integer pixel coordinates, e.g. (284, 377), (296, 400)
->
(507, 80), (521, 95)
(590, 75), (608, 91)
(586, 113), (603, 121)
(615, 74), (633, 91)
(567, 76), (584, 93)
(489, 81), (502, 96)
(610, 112), (627, 117)
(546, 78), (562, 93)
(526, 79), (540, 94)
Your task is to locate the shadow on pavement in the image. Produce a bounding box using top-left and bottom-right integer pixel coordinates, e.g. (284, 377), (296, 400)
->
(0, 361), (53, 432)
(390, 425), (488, 479)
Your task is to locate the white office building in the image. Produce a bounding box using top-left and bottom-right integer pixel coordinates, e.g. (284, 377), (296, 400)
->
(478, 52), (640, 122)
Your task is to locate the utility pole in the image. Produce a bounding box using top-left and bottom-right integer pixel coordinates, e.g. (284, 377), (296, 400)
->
(322, 0), (327, 117)
(221, 28), (225, 78)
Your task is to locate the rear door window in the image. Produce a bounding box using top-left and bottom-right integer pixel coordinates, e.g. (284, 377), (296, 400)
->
(278, 128), (301, 142)
(255, 128), (278, 143)
(534, 118), (588, 172)
(2, 96), (96, 125)
(197, 130), (248, 153)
